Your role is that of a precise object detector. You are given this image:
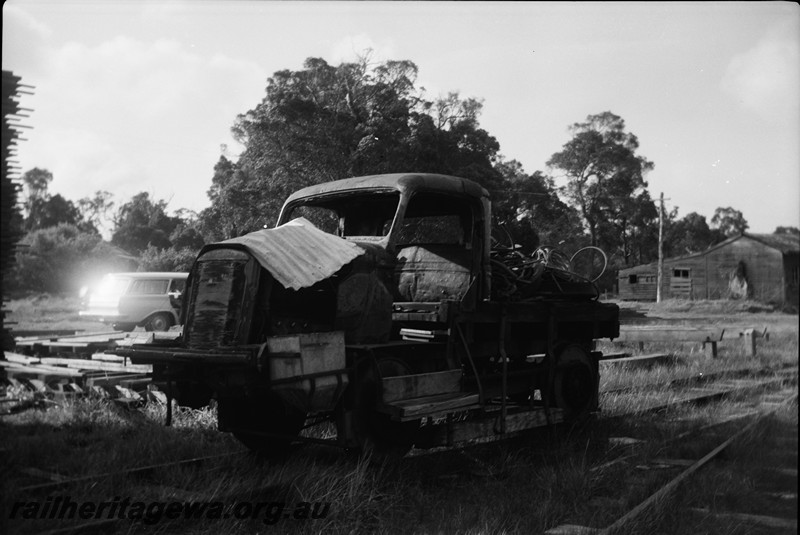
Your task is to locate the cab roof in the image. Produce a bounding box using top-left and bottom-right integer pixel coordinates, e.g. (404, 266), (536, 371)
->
(283, 173), (490, 205)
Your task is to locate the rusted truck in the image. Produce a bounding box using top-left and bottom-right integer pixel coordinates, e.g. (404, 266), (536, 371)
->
(119, 173), (619, 455)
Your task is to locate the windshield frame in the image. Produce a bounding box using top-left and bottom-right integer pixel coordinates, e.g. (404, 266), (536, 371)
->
(277, 188), (402, 248)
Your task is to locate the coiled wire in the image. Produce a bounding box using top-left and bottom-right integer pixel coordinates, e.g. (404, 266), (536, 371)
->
(490, 242), (608, 302)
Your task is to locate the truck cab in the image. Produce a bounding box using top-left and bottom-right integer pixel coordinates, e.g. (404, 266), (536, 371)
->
(279, 173), (491, 309)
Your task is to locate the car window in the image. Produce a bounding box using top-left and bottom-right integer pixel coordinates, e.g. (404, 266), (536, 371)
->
(128, 279), (169, 295)
(99, 275), (131, 297)
(396, 214), (465, 245)
(169, 279), (186, 293)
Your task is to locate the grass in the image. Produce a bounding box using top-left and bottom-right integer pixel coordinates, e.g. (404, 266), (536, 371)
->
(623, 298), (781, 315)
(5, 391), (794, 534)
(4, 294), (108, 333)
(1, 295), (798, 534)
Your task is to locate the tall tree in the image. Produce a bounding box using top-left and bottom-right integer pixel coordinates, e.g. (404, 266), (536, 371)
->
(547, 112), (655, 265)
(711, 206), (748, 237)
(21, 167), (53, 217)
(203, 55), (503, 237)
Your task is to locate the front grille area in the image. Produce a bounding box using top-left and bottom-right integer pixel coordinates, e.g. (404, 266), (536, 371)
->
(185, 254), (249, 349)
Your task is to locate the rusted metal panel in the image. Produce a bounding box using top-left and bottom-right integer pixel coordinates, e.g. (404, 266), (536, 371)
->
(220, 217), (365, 290)
(395, 245), (472, 302)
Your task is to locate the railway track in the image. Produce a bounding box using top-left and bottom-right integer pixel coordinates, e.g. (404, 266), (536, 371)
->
(16, 451), (247, 495)
(545, 387), (798, 534)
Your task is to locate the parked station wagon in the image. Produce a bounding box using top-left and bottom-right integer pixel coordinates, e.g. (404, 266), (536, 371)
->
(79, 272), (188, 331)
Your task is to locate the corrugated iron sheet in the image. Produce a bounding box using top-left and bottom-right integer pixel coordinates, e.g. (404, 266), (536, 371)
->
(220, 218), (365, 290)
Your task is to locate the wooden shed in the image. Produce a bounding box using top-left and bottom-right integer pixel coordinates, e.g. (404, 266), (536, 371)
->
(618, 233), (799, 306)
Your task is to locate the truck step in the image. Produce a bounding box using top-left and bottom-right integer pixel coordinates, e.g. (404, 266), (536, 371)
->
(381, 392), (480, 421)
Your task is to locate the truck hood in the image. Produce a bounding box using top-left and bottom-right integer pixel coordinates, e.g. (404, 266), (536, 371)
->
(214, 218), (366, 290)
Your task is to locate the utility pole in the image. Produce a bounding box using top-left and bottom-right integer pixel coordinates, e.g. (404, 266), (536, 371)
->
(657, 192), (664, 303)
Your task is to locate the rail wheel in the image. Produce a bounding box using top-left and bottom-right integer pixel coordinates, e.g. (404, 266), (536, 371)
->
(219, 394), (305, 457)
(349, 357), (420, 457)
(553, 345), (597, 419)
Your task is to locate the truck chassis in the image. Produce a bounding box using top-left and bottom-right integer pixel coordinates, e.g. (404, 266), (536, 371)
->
(118, 173), (619, 456)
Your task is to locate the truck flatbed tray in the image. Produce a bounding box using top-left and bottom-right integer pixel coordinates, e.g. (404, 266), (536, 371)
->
(113, 346), (254, 365)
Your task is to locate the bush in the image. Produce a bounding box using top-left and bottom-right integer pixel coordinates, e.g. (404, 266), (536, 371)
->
(137, 245), (198, 272)
(8, 224), (136, 295)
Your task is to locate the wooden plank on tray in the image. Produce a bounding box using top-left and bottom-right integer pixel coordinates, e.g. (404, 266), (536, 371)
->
(386, 392), (480, 420)
(84, 373), (150, 387)
(382, 370), (461, 403)
(14, 331), (123, 344)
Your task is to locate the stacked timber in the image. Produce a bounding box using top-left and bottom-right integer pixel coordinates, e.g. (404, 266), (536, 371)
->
(1, 71), (32, 358)
(0, 330), (182, 413)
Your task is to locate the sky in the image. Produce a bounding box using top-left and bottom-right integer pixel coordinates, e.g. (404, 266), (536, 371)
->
(3, 0), (799, 236)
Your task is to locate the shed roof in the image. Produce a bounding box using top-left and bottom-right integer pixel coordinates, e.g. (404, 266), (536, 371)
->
(746, 233), (799, 254)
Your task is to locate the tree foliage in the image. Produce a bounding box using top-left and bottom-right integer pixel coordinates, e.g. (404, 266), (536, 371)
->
(111, 192), (182, 254)
(137, 245), (197, 272)
(26, 193), (82, 232)
(547, 112), (656, 266)
(20, 168), (86, 232)
(665, 211), (725, 256)
(77, 190), (115, 235)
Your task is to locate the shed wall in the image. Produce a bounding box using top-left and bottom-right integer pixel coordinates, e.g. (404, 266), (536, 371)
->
(702, 238), (783, 302)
